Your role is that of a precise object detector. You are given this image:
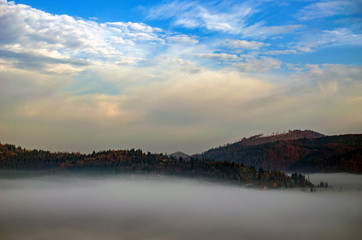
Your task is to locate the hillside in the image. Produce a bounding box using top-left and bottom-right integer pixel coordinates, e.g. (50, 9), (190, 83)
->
(238, 130), (324, 147)
(197, 130), (362, 173)
(0, 143), (312, 188)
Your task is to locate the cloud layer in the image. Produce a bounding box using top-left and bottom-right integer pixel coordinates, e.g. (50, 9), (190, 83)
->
(0, 0), (361, 153)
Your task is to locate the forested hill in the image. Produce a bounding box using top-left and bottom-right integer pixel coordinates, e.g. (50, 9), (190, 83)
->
(197, 131), (362, 173)
(0, 143), (312, 188)
(236, 130), (324, 147)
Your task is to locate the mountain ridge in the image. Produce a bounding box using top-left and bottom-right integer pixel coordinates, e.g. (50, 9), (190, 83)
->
(195, 130), (362, 173)
(237, 130), (324, 147)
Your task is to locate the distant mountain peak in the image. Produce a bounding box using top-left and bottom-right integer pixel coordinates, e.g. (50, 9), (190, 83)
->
(169, 151), (190, 160)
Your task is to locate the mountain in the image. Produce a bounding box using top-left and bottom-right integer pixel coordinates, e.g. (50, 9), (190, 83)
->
(236, 130), (324, 147)
(195, 130), (362, 173)
(169, 151), (191, 161)
(0, 143), (313, 188)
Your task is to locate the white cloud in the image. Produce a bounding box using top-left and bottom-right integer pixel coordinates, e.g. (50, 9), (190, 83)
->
(167, 35), (199, 45)
(233, 57), (282, 72)
(295, 0), (360, 21)
(0, 1), (169, 73)
(308, 64), (362, 89)
(266, 27), (362, 55)
(146, 0), (301, 38)
(24, 94), (130, 122)
(264, 49), (298, 55)
(287, 64), (362, 99)
(195, 53), (239, 61)
(0, 49), (90, 75)
(296, 28), (362, 52)
(224, 40), (267, 49)
(107, 21), (162, 34)
(319, 28), (362, 46)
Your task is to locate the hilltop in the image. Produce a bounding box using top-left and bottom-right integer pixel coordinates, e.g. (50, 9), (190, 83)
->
(196, 130), (362, 173)
(237, 130), (324, 147)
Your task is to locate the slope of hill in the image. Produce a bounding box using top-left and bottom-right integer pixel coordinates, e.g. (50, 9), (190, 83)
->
(197, 130), (362, 173)
(239, 130), (324, 147)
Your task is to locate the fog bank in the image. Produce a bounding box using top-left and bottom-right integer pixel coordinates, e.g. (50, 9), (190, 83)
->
(1, 174), (361, 240)
(309, 172), (362, 190)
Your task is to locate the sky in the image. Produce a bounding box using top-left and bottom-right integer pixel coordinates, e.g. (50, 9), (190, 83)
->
(0, 0), (362, 154)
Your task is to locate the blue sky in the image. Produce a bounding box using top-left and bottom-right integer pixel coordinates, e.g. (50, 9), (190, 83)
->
(1, 0), (362, 153)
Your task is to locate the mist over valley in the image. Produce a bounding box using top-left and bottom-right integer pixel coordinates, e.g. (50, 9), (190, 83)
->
(1, 173), (361, 240)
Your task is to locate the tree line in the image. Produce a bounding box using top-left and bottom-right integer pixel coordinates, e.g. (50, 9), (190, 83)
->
(0, 143), (313, 188)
